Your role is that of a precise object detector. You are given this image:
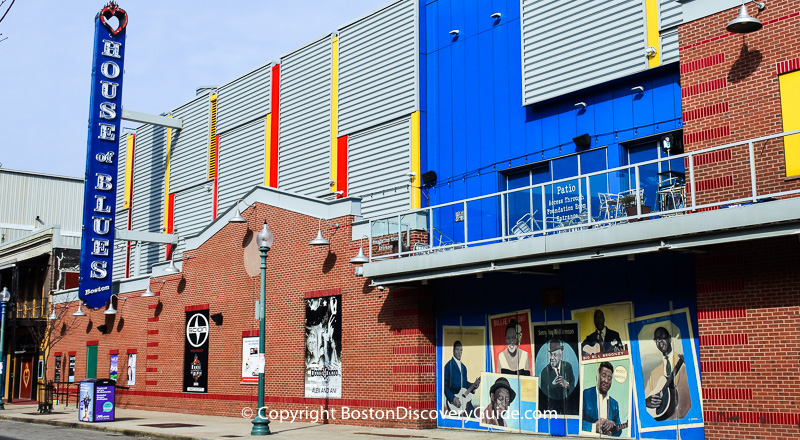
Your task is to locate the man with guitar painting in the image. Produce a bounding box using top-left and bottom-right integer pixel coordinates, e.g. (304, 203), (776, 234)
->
(582, 362), (626, 436)
(444, 341), (481, 417)
(582, 309), (625, 356)
(645, 327), (691, 421)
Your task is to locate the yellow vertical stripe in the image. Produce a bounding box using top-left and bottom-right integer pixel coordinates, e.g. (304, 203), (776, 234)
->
(331, 36), (339, 192)
(780, 71), (800, 177)
(645, 0), (661, 68)
(265, 113), (272, 186)
(163, 119), (172, 233)
(208, 94), (218, 180)
(411, 111), (421, 209)
(123, 134), (135, 209)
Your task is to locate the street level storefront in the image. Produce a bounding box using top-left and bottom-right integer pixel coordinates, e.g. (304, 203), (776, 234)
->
(49, 188), (437, 428)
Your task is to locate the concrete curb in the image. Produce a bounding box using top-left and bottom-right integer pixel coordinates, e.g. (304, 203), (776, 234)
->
(0, 414), (200, 440)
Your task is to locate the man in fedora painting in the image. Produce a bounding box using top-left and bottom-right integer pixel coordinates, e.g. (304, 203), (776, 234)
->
(482, 377), (516, 427)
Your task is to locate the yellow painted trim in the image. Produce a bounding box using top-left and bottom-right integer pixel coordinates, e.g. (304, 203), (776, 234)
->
(265, 114), (272, 186)
(780, 71), (800, 177)
(645, 0), (661, 68)
(411, 111), (421, 209)
(331, 36), (339, 192)
(208, 94), (218, 180)
(163, 119), (172, 233)
(123, 134), (135, 210)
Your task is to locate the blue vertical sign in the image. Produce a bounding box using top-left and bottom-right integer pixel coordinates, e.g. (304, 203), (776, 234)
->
(79, 2), (128, 309)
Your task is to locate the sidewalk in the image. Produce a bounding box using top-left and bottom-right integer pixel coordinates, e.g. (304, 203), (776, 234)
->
(0, 402), (578, 440)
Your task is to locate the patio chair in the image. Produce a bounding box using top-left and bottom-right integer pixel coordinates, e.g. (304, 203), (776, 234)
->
(510, 211), (539, 238)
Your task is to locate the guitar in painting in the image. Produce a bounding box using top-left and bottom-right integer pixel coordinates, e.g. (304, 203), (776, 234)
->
(646, 354), (685, 421)
(445, 376), (482, 416)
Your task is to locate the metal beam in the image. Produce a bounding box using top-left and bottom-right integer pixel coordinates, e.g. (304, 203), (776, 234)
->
(116, 229), (178, 244)
(121, 109), (183, 130)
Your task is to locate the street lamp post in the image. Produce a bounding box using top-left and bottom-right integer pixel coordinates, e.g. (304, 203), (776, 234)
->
(251, 222), (274, 435)
(0, 286), (11, 410)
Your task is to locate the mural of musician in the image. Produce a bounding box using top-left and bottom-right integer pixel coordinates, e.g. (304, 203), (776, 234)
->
(579, 360), (631, 437)
(533, 322), (580, 417)
(441, 326), (485, 419)
(304, 294), (342, 398)
(490, 311), (533, 376)
(572, 303), (632, 362)
(478, 372), (538, 432)
(628, 309), (704, 434)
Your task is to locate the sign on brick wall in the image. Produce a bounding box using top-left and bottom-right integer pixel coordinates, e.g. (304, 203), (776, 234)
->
(184, 309), (210, 393)
(304, 294), (341, 398)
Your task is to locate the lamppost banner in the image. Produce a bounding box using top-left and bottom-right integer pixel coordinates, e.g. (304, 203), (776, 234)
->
(78, 2), (128, 309)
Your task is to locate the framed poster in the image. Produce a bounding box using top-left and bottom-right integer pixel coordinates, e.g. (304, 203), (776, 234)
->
(184, 309), (210, 393)
(304, 294), (341, 398)
(126, 353), (136, 386)
(242, 336), (259, 383)
(109, 354), (118, 382)
(54, 355), (62, 382)
(489, 310), (533, 376)
(532, 321), (581, 417)
(68, 355), (76, 382)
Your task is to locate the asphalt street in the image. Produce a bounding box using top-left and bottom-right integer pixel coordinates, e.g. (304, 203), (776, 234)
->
(0, 420), (156, 440)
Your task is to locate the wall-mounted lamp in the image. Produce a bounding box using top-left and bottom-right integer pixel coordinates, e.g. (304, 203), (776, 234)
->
(645, 46), (657, 58)
(164, 255), (180, 274)
(631, 86), (645, 94)
(574, 102), (586, 109)
(73, 302), (87, 317)
(229, 198), (256, 223)
(449, 29), (460, 35)
(104, 294), (124, 315)
(727, 1), (765, 34)
(349, 235), (370, 264)
(572, 133), (592, 149)
(210, 312), (224, 326)
(310, 218), (339, 246)
(491, 12), (502, 19)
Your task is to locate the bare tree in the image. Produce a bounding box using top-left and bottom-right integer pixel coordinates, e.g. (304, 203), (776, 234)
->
(29, 297), (80, 413)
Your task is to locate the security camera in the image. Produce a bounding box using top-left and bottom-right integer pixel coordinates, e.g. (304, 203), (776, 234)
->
(378, 285), (385, 291)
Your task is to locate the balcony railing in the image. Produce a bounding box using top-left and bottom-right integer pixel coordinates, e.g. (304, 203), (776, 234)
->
(366, 129), (800, 262)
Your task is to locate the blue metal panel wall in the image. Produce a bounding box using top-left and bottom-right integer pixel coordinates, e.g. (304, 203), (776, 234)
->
(422, 0), (682, 243)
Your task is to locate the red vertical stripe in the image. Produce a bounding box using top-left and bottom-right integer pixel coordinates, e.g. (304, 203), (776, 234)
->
(213, 134), (220, 218)
(270, 64), (280, 188)
(337, 135), (348, 198)
(166, 192), (175, 258)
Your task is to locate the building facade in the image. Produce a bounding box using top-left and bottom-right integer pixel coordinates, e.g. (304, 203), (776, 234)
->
(47, 1), (800, 439)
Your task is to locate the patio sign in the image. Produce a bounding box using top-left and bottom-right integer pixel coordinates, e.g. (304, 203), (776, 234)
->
(78, 2), (128, 309)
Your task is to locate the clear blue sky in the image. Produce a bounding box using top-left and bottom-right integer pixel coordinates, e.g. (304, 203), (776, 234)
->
(0, 0), (392, 178)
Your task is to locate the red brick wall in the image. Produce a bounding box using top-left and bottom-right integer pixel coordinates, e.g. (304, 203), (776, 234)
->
(679, 2), (800, 207)
(49, 203), (436, 428)
(695, 236), (800, 439)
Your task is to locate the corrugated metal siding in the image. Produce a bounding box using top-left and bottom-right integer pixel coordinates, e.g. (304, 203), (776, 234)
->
(338, 0), (417, 135)
(130, 124), (168, 272)
(659, 0), (682, 65)
(521, 0), (648, 105)
(348, 118), (411, 218)
(113, 134), (130, 280)
(278, 35), (333, 197)
(217, 63), (272, 134)
(172, 183), (213, 256)
(169, 94), (210, 193)
(217, 119), (266, 217)
(0, 171), (83, 234)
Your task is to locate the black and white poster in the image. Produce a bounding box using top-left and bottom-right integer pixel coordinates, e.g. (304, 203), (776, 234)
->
(68, 355), (76, 382)
(184, 309), (210, 393)
(304, 294), (342, 398)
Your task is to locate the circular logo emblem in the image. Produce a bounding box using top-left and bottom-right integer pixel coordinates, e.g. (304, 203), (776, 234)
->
(103, 401), (113, 412)
(186, 313), (209, 348)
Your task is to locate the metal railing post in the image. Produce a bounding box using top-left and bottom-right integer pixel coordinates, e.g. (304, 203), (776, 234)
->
(397, 215), (402, 256)
(689, 155), (696, 210)
(635, 165), (641, 217)
(463, 201), (468, 246)
(429, 208), (434, 247)
(541, 190), (547, 234)
(586, 176), (592, 226)
(368, 220), (373, 261)
(500, 194), (507, 240)
(748, 141), (758, 202)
